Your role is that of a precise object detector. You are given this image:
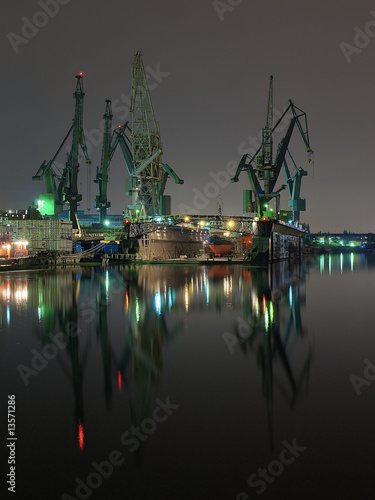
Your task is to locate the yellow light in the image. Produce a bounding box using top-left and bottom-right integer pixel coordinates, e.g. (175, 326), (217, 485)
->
(184, 216), (190, 222)
(199, 220), (205, 227)
(228, 220), (234, 227)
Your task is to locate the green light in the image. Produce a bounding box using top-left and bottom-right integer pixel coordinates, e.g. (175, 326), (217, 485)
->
(104, 219), (110, 226)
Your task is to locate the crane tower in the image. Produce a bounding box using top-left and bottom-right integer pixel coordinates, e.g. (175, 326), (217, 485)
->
(128, 51), (178, 217)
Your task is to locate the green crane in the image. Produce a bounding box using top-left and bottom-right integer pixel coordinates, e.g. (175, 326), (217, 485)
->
(232, 76), (313, 219)
(33, 73), (91, 228)
(283, 151), (308, 222)
(94, 100), (114, 224)
(127, 51), (183, 218)
(64, 73), (91, 229)
(32, 125), (72, 218)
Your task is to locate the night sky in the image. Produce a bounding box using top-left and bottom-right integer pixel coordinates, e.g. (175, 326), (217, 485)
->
(1, 0), (374, 233)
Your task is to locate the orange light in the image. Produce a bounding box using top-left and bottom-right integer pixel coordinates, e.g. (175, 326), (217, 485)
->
(262, 294), (267, 314)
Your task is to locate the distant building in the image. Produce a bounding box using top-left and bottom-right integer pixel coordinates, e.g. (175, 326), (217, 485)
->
(0, 219), (73, 254)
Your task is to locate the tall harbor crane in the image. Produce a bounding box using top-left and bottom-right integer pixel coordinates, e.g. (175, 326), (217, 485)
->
(33, 73), (91, 229)
(283, 151), (308, 222)
(127, 51), (183, 217)
(94, 100), (113, 224)
(232, 76), (313, 220)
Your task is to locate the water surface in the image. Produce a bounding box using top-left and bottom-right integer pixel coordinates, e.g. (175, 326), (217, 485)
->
(1, 255), (375, 499)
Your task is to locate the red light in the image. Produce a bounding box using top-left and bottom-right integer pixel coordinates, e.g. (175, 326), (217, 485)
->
(78, 421), (84, 451)
(118, 371), (122, 392)
(79, 71), (83, 76)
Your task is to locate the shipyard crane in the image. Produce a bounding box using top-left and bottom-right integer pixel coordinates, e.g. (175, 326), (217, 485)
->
(33, 73), (91, 228)
(32, 126), (72, 218)
(127, 51), (183, 218)
(64, 73), (91, 229)
(94, 100), (120, 224)
(283, 151), (308, 222)
(232, 76), (313, 219)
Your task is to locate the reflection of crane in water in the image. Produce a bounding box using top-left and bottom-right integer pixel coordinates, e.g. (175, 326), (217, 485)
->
(35, 271), (89, 451)
(236, 265), (313, 450)
(120, 280), (181, 463)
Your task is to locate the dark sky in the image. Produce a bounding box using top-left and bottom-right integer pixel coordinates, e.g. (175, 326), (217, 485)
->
(1, 0), (374, 232)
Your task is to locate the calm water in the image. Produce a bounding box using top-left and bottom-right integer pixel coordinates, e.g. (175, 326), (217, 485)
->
(1, 255), (375, 500)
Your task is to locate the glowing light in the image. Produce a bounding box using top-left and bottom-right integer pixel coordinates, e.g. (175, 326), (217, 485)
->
(104, 220), (110, 226)
(118, 371), (122, 392)
(262, 294), (267, 314)
(227, 220), (234, 227)
(184, 216), (190, 222)
(124, 290), (129, 314)
(199, 220), (205, 227)
(154, 292), (161, 315)
(264, 308), (269, 331)
(135, 297), (140, 323)
(78, 422), (84, 451)
(184, 283), (189, 312)
(79, 71), (83, 76)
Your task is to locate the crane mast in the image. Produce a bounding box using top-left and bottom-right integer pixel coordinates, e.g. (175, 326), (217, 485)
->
(94, 100), (113, 224)
(64, 73), (91, 229)
(129, 51), (165, 217)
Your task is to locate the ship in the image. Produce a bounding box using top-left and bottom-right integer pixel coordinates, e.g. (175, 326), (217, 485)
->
(205, 234), (235, 257)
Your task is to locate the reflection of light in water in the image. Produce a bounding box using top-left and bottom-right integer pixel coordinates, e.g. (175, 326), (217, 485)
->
(340, 253), (343, 274)
(289, 285), (293, 305)
(223, 276), (232, 296)
(184, 283), (189, 312)
(124, 290), (129, 314)
(6, 306), (10, 325)
(154, 292), (162, 315)
(105, 270), (109, 296)
(118, 371), (122, 392)
(264, 306), (269, 331)
(328, 254), (332, 275)
(350, 252), (354, 272)
(135, 297), (140, 323)
(78, 422), (84, 451)
(206, 279), (210, 305)
(37, 306), (42, 321)
(320, 254), (324, 274)
(15, 286), (28, 304)
(262, 295), (267, 315)
(168, 287), (173, 311)
(252, 291), (259, 317)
